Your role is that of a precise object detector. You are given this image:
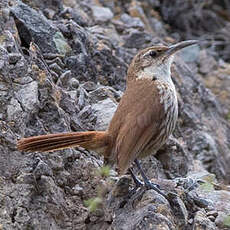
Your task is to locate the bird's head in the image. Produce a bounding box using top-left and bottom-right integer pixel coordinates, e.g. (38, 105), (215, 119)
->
(127, 40), (198, 82)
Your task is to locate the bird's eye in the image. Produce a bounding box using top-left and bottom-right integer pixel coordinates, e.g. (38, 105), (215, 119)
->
(149, 50), (157, 58)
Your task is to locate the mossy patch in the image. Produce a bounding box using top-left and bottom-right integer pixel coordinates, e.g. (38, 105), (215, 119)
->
(199, 182), (214, 192)
(223, 215), (230, 227)
(53, 32), (71, 55)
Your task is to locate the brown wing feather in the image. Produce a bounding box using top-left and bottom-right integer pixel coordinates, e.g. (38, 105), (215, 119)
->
(107, 79), (165, 174)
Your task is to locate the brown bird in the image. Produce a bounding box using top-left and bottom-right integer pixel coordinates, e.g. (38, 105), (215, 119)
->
(17, 40), (198, 194)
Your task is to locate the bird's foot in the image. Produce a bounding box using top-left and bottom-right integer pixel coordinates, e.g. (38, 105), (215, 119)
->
(128, 168), (144, 189)
(144, 180), (160, 190)
(128, 165), (167, 198)
(127, 175), (144, 197)
(144, 180), (167, 198)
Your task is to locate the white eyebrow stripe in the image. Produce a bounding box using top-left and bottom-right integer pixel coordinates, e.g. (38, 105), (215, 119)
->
(143, 50), (155, 58)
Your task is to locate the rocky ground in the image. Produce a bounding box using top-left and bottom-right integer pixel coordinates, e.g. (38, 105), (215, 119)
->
(0, 0), (230, 229)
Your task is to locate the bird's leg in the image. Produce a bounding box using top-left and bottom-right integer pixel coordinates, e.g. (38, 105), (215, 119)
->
(134, 159), (166, 197)
(127, 168), (144, 197)
(128, 168), (144, 187)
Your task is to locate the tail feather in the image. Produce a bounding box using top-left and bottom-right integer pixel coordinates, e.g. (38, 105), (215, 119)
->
(17, 131), (109, 153)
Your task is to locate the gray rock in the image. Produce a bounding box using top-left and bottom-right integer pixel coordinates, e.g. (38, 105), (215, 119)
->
(199, 50), (217, 74)
(169, 193), (188, 227)
(7, 98), (23, 121)
(8, 53), (22, 65)
(123, 29), (152, 48)
(215, 211), (230, 229)
(157, 137), (192, 179)
(47, 154), (64, 170)
(56, 70), (72, 88)
(149, 18), (167, 36)
(187, 170), (217, 184)
(72, 184), (84, 196)
(33, 160), (53, 179)
(111, 175), (131, 197)
(11, 2), (67, 54)
(92, 98), (117, 130)
(110, 189), (176, 230)
(89, 86), (122, 103)
(202, 62), (230, 116)
(69, 78), (80, 89)
(197, 189), (230, 216)
(91, 6), (114, 23)
(193, 210), (217, 230)
(66, 54), (89, 78)
(16, 81), (38, 111)
(16, 172), (35, 184)
(82, 81), (98, 92)
(189, 131), (225, 180)
(25, 0), (63, 12)
(120, 13), (145, 29)
(173, 60), (230, 182)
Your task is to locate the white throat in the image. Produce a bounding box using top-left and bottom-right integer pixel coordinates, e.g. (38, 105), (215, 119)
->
(137, 56), (174, 82)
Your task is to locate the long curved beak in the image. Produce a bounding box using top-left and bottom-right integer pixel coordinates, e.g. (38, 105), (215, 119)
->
(165, 40), (199, 58)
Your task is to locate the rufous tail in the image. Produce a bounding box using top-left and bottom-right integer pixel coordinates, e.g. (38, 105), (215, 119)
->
(17, 131), (109, 153)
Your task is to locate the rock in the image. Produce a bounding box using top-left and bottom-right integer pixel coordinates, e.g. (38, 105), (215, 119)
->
(197, 189), (230, 216)
(56, 70), (72, 88)
(60, 6), (90, 26)
(7, 98), (23, 121)
(120, 13), (145, 29)
(149, 17), (167, 36)
(72, 184), (84, 196)
(157, 137), (192, 179)
(111, 175), (131, 197)
(15, 81), (38, 112)
(168, 193), (188, 227)
(123, 29), (152, 48)
(110, 189), (176, 230)
(24, 0), (63, 12)
(193, 210), (217, 230)
(69, 78), (80, 89)
(89, 25), (122, 46)
(172, 60), (230, 182)
(203, 62), (230, 116)
(92, 98), (117, 130)
(207, 210), (218, 218)
(89, 86), (122, 103)
(8, 53), (22, 64)
(16, 172), (35, 184)
(190, 131), (220, 174)
(82, 81), (97, 92)
(66, 54), (89, 79)
(91, 6), (114, 23)
(33, 159), (53, 179)
(187, 170), (217, 185)
(46, 154), (64, 171)
(199, 50), (218, 74)
(128, 0), (154, 33)
(10, 2), (69, 54)
(215, 212), (230, 229)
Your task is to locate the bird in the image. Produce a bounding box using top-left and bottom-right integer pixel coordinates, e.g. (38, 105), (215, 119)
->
(17, 40), (198, 194)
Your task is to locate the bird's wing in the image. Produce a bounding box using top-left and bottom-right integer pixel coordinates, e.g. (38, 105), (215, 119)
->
(108, 79), (166, 174)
